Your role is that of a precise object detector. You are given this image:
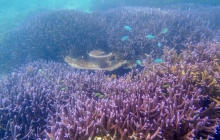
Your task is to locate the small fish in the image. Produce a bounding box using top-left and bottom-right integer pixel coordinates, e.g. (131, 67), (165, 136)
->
(121, 36), (129, 41)
(95, 92), (102, 96)
(158, 42), (162, 47)
(136, 60), (142, 65)
(154, 58), (163, 63)
(61, 87), (66, 91)
(125, 89), (129, 93)
(162, 84), (170, 88)
(161, 28), (168, 34)
(146, 34), (155, 39)
(95, 92), (105, 98)
(124, 26), (132, 31)
(98, 95), (105, 98)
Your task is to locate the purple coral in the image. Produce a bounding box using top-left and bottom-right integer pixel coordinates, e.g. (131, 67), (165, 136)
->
(47, 68), (219, 139)
(0, 59), (219, 139)
(1, 6), (219, 70)
(0, 2), (219, 140)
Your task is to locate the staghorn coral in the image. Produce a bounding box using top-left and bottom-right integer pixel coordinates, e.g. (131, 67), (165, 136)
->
(154, 41), (220, 102)
(47, 71), (219, 140)
(0, 3), (219, 140)
(0, 61), (106, 139)
(1, 6), (219, 71)
(0, 60), (218, 139)
(46, 67), (219, 139)
(104, 6), (215, 60)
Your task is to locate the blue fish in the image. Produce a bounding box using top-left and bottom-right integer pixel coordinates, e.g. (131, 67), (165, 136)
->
(124, 26), (132, 31)
(146, 34), (155, 39)
(161, 28), (168, 34)
(154, 58), (163, 63)
(158, 42), (162, 47)
(121, 36), (129, 41)
(136, 60), (142, 65)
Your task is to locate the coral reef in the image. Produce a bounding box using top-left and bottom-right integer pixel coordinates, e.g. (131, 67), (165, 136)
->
(0, 58), (219, 139)
(1, 6), (219, 70)
(104, 6), (214, 60)
(0, 4), (219, 140)
(48, 68), (219, 140)
(142, 41), (220, 102)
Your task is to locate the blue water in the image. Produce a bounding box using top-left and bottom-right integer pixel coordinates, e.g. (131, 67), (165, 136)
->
(0, 0), (91, 36)
(0, 0), (219, 74)
(0, 0), (92, 76)
(0, 0), (219, 40)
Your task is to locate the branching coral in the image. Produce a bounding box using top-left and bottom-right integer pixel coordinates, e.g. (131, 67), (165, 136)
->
(0, 3), (219, 140)
(0, 60), (219, 139)
(1, 5), (219, 71)
(44, 64), (219, 139)
(143, 41), (220, 103)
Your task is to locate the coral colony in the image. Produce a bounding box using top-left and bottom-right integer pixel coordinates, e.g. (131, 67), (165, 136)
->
(1, 6), (219, 68)
(0, 5), (220, 140)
